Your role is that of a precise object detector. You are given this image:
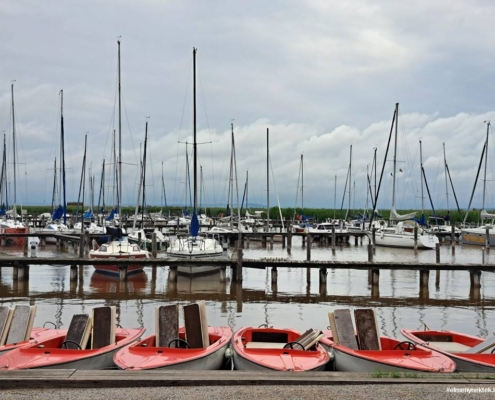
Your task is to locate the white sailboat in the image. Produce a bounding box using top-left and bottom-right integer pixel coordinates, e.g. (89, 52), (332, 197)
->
(368, 103), (438, 249)
(461, 121), (495, 246)
(89, 40), (150, 275)
(166, 48), (223, 268)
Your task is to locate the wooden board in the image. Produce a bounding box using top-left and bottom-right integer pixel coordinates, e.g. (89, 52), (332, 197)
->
(91, 306), (116, 349)
(183, 303), (204, 349)
(329, 309), (358, 350)
(65, 314), (91, 350)
(6, 305), (31, 344)
(198, 301), (209, 347)
(354, 308), (381, 350)
(465, 335), (495, 354)
(0, 307), (13, 346)
(155, 305), (178, 348)
(25, 306), (37, 341)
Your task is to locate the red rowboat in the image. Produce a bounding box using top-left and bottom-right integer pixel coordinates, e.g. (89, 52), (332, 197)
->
(0, 327), (144, 370)
(232, 327), (329, 371)
(401, 329), (495, 372)
(114, 326), (232, 370)
(320, 330), (455, 372)
(0, 328), (64, 355)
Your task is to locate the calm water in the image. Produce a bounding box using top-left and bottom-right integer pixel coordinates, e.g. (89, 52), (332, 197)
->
(1, 237), (495, 341)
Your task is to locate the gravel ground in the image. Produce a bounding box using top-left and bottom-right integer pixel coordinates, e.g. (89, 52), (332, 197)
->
(0, 385), (494, 400)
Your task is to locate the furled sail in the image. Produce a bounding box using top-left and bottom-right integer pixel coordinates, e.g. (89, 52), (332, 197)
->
(390, 207), (416, 221)
(481, 209), (495, 220)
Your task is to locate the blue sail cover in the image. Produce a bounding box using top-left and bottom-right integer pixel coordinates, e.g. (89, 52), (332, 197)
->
(83, 210), (94, 220)
(413, 214), (427, 226)
(105, 208), (116, 221)
(0, 204), (5, 216)
(190, 212), (200, 237)
(52, 205), (64, 221)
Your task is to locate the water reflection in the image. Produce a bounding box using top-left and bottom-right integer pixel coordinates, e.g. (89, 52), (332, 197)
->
(0, 241), (493, 339)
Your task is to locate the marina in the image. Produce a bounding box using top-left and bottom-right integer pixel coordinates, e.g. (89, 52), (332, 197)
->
(0, 236), (494, 345)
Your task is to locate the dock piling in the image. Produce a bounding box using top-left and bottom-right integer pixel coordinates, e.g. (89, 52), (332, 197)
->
(70, 265), (78, 281)
(151, 232), (157, 258)
(419, 270), (430, 289)
(470, 270), (482, 288)
(306, 234), (311, 261)
(435, 243), (440, 263)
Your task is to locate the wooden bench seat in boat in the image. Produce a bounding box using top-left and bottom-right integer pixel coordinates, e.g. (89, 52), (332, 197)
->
(328, 309), (358, 350)
(245, 329), (323, 350)
(464, 335), (495, 354)
(428, 341), (471, 353)
(354, 309), (381, 351)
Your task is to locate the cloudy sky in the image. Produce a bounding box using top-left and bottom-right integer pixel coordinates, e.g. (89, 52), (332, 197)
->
(1, 0), (495, 215)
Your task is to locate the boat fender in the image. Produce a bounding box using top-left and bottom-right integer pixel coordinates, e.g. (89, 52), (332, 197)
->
(224, 346), (233, 359)
(92, 239), (99, 251)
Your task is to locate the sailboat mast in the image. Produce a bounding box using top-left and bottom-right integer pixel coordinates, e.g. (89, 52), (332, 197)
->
(141, 121), (148, 227)
(266, 128), (269, 231)
(482, 121), (490, 211)
(301, 154), (304, 211)
(118, 39), (122, 225)
(391, 103), (399, 210)
(334, 175), (337, 220)
(60, 90), (67, 225)
(348, 145), (352, 219)
(51, 157), (57, 214)
(443, 143), (449, 210)
(420, 140), (424, 215)
(230, 123), (235, 229)
(193, 47), (197, 212)
(11, 83), (17, 213)
(246, 170), (248, 210)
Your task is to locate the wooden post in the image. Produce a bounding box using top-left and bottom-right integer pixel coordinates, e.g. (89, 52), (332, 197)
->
(371, 269), (379, 286)
(306, 234), (311, 261)
(414, 225), (418, 252)
(319, 268), (327, 285)
(13, 266), (18, 281)
(119, 265), (128, 281)
(367, 244), (373, 262)
(79, 233), (84, 258)
(84, 231), (90, 255)
(282, 232), (286, 248)
(470, 270), (482, 288)
(23, 237), (28, 256)
(302, 235), (306, 246)
(451, 224), (456, 249)
(435, 243), (440, 263)
(271, 266), (277, 284)
(70, 265), (78, 281)
(287, 228), (292, 254)
(435, 269), (440, 287)
(419, 270), (429, 288)
(151, 232), (157, 258)
(372, 227), (376, 254)
(331, 226), (336, 251)
(236, 248), (243, 282)
(168, 266), (178, 282)
(220, 266), (227, 282)
(262, 236), (267, 248)
(354, 235), (358, 246)
(486, 227), (490, 253)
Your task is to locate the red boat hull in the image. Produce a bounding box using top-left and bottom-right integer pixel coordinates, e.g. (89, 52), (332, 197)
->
(90, 254), (147, 275)
(232, 327), (329, 371)
(114, 326), (232, 370)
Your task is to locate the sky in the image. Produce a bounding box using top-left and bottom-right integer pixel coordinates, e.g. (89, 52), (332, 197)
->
(1, 0), (495, 215)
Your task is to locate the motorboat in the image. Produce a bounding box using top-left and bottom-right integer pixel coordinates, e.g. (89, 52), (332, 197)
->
(232, 326), (329, 371)
(401, 329), (495, 372)
(114, 302), (231, 370)
(89, 228), (151, 275)
(321, 309), (455, 373)
(128, 228), (169, 251)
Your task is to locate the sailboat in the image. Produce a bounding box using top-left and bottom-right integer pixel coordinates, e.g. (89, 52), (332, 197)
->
(89, 40), (150, 275)
(461, 121), (495, 246)
(41, 90), (72, 241)
(0, 83), (29, 246)
(367, 103), (438, 249)
(166, 48), (223, 267)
